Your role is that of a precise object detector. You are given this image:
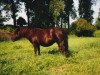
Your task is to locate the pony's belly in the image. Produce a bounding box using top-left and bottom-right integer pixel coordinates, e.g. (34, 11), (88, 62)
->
(40, 41), (55, 47)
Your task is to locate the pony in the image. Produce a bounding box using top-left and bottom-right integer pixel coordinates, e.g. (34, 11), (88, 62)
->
(11, 27), (69, 56)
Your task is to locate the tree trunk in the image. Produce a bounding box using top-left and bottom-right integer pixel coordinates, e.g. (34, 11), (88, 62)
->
(67, 12), (70, 29)
(13, 12), (16, 27)
(26, 7), (30, 26)
(12, 1), (16, 27)
(61, 17), (63, 28)
(64, 22), (66, 28)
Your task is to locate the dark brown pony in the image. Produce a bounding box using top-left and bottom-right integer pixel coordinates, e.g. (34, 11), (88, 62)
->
(11, 27), (69, 56)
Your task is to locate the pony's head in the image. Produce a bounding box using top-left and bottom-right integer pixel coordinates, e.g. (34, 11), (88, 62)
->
(11, 28), (22, 41)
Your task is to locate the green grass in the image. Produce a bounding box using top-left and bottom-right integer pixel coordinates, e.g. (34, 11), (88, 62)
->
(94, 30), (100, 37)
(0, 30), (100, 75)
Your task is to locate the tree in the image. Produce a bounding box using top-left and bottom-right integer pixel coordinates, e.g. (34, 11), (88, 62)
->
(49, 0), (65, 27)
(21, 0), (54, 27)
(78, 0), (94, 23)
(0, 0), (7, 26)
(32, 0), (51, 27)
(63, 0), (76, 29)
(20, 0), (50, 27)
(20, 0), (33, 26)
(17, 17), (27, 27)
(3, 0), (21, 27)
(95, 8), (100, 29)
(17, 0), (75, 28)
(0, 12), (5, 26)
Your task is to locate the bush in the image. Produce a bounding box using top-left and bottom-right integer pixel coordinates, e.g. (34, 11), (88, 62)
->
(0, 30), (11, 41)
(0, 26), (14, 41)
(0, 25), (15, 33)
(0, 34), (10, 41)
(0, 25), (14, 41)
(70, 18), (97, 37)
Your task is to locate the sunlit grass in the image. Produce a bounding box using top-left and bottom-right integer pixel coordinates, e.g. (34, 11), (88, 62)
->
(0, 30), (100, 75)
(94, 30), (100, 37)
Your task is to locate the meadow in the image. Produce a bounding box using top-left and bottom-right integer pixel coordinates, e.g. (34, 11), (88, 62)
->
(0, 30), (100, 75)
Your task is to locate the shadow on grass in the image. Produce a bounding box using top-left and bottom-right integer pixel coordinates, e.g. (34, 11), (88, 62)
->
(66, 49), (79, 58)
(48, 49), (60, 55)
(47, 49), (73, 58)
(41, 48), (78, 58)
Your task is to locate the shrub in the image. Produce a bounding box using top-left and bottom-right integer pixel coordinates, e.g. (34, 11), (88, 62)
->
(0, 25), (14, 33)
(70, 18), (97, 37)
(0, 29), (11, 41)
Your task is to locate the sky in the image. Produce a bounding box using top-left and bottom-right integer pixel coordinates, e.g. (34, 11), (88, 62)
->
(3, 0), (100, 25)
(92, 0), (100, 23)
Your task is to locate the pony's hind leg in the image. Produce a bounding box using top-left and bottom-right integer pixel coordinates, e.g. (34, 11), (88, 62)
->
(57, 41), (65, 54)
(33, 45), (41, 55)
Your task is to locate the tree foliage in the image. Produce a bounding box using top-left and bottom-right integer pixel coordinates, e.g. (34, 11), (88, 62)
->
(0, 0), (96, 29)
(95, 9), (100, 29)
(32, 0), (53, 27)
(2, 0), (22, 27)
(0, 1), (7, 26)
(17, 17), (27, 27)
(20, 0), (33, 26)
(0, 12), (5, 26)
(49, 0), (64, 25)
(63, 0), (76, 28)
(1, 0), (76, 28)
(78, 0), (94, 23)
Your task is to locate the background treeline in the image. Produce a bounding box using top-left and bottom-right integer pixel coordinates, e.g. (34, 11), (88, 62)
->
(0, 0), (97, 27)
(0, 0), (100, 37)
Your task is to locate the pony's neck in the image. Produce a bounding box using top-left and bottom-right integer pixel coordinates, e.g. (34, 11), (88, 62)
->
(21, 28), (33, 41)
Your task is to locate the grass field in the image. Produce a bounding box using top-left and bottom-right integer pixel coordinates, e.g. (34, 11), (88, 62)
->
(0, 30), (100, 75)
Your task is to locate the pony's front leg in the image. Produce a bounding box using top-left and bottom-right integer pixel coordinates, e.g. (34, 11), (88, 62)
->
(33, 45), (38, 55)
(37, 45), (40, 55)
